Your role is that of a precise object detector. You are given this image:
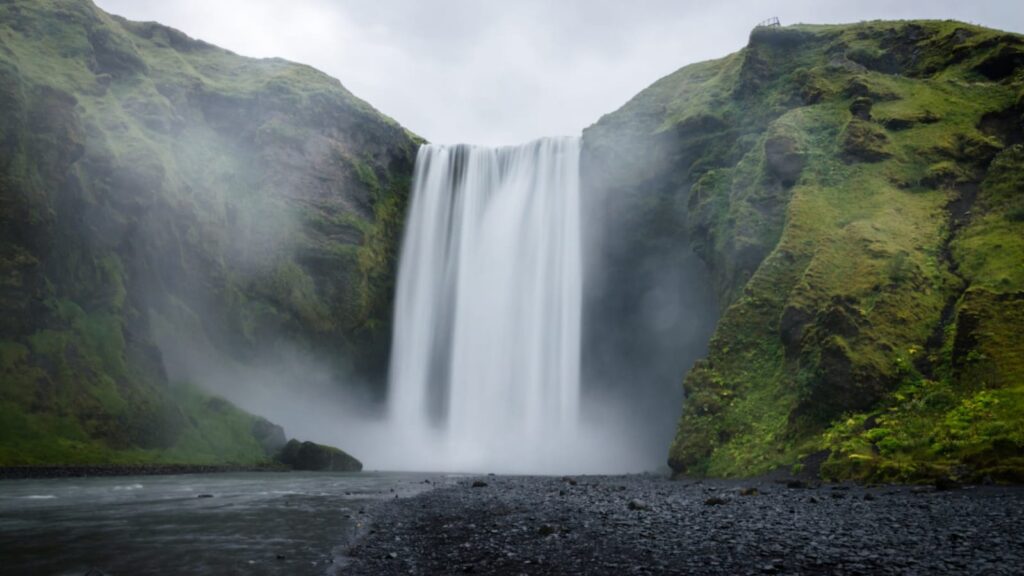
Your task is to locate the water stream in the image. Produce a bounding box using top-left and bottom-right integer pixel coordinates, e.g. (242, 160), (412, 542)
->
(387, 137), (582, 472)
(0, 472), (440, 575)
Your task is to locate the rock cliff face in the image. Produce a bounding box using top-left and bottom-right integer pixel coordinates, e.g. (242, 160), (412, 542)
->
(584, 20), (1024, 482)
(0, 0), (418, 464)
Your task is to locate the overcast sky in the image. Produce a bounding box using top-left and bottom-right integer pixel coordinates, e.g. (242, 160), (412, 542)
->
(95, 0), (1023, 146)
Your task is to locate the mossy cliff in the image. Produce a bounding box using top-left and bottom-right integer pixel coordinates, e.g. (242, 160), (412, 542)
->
(584, 20), (1024, 483)
(0, 0), (418, 465)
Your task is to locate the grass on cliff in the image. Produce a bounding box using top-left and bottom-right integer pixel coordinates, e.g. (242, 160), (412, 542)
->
(0, 0), (418, 464)
(630, 20), (1024, 481)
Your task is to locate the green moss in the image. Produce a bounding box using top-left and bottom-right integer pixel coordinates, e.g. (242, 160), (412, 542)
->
(841, 119), (891, 161)
(0, 0), (419, 465)
(158, 382), (269, 464)
(589, 19), (1024, 481)
(261, 259), (333, 332)
(353, 174), (412, 337)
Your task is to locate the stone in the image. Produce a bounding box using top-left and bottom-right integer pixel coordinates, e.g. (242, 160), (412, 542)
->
(472, 480), (488, 488)
(849, 96), (873, 121)
(276, 439), (362, 472)
(704, 497), (728, 506)
(628, 499), (650, 511)
(764, 135), (805, 186)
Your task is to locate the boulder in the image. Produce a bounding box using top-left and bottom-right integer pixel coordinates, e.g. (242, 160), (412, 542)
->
(276, 439), (362, 472)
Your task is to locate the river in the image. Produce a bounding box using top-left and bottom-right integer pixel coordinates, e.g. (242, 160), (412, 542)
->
(0, 471), (444, 575)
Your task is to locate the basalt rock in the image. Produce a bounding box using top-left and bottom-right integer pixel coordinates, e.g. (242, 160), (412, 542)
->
(276, 439), (363, 472)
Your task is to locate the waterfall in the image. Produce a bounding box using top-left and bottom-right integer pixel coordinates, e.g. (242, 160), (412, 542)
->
(387, 137), (582, 472)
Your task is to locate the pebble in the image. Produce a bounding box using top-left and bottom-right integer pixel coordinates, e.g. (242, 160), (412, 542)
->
(346, 475), (1024, 575)
(627, 499), (649, 511)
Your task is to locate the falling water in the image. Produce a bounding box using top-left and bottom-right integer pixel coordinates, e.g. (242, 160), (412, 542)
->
(387, 137), (582, 472)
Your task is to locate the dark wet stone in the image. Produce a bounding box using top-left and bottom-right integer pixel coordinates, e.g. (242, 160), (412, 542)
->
(627, 499), (649, 511)
(276, 439), (362, 472)
(704, 496), (728, 506)
(935, 477), (963, 491)
(344, 475), (1024, 575)
(472, 481), (488, 488)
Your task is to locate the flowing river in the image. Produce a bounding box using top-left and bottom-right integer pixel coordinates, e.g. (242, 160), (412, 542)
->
(0, 472), (443, 575)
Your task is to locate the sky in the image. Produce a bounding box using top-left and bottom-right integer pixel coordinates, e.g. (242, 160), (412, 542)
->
(95, 0), (1024, 146)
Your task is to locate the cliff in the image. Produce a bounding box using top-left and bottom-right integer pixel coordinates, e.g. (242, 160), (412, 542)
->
(584, 20), (1024, 482)
(0, 0), (418, 464)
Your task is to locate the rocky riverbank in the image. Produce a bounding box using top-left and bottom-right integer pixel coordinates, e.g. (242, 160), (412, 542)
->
(346, 474), (1024, 575)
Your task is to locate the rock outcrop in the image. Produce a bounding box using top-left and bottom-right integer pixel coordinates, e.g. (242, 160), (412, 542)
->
(277, 439), (362, 472)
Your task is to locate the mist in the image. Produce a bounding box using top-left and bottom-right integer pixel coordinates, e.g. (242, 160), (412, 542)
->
(47, 0), (729, 475)
(144, 129), (721, 475)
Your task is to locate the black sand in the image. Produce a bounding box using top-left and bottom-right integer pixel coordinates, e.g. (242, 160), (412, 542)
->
(346, 474), (1024, 575)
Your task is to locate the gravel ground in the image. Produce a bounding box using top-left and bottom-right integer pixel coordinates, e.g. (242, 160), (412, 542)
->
(345, 474), (1024, 575)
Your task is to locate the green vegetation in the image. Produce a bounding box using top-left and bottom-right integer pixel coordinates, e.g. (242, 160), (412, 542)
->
(585, 20), (1024, 482)
(0, 379), (271, 466)
(0, 0), (418, 465)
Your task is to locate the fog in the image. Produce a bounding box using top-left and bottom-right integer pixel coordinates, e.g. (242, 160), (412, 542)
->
(90, 0), (1018, 474)
(95, 0), (1024, 146)
(138, 125), (718, 474)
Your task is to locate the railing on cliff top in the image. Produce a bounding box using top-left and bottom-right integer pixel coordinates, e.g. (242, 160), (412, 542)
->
(756, 17), (781, 28)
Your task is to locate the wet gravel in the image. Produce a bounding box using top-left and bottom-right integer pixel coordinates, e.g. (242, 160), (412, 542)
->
(346, 474), (1024, 575)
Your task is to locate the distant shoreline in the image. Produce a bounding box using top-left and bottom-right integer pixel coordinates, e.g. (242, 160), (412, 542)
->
(0, 464), (289, 480)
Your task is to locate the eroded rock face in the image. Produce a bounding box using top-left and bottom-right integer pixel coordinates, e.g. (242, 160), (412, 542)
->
(764, 135), (805, 186)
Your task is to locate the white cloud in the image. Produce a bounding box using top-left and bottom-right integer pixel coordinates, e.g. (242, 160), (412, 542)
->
(95, 0), (1024, 145)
